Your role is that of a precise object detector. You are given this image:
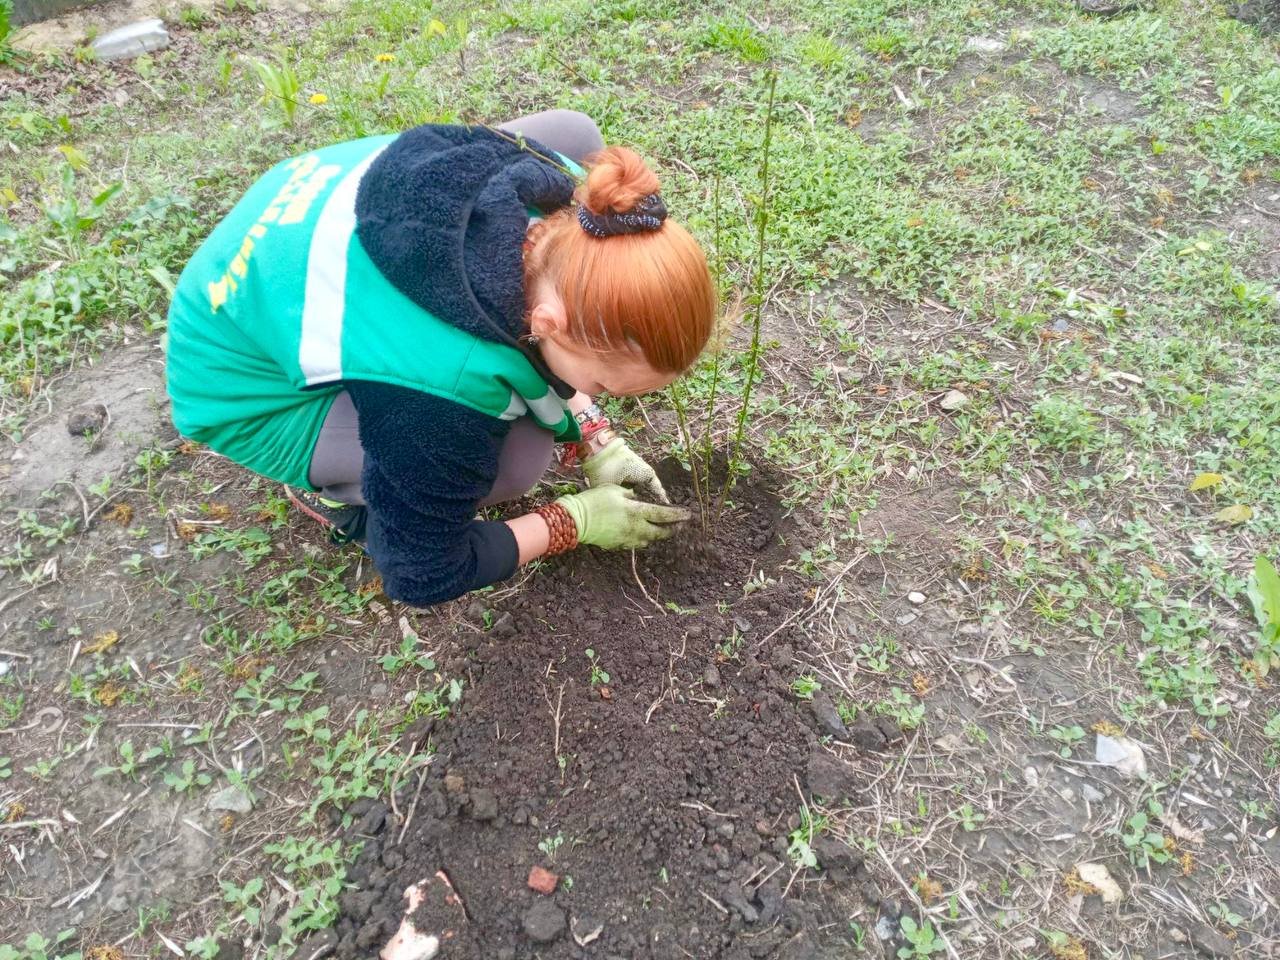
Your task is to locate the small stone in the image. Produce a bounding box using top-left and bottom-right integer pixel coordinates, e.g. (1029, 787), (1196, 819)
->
(522, 900), (566, 943)
(895, 612), (919, 625)
(808, 692), (848, 740)
(875, 914), (896, 941)
(67, 403), (108, 436)
(106, 894), (129, 913)
(468, 788), (498, 821)
(939, 389), (969, 411)
(1023, 766), (1040, 790)
(207, 786), (253, 814)
(527, 865), (558, 895)
(965, 36), (1008, 54)
(1081, 783), (1105, 803)
(369, 683), (389, 698)
(703, 665), (721, 688)
(907, 591), (926, 605)
(0, 661), (9, 678)
(91, 19), (170, 61)
(715, 821), (735, 840)
(1188, 923), (1235, 958)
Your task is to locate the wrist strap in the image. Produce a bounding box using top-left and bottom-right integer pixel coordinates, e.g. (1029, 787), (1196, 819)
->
(535, 502), (579, 556)
(559, 416), (614, 468)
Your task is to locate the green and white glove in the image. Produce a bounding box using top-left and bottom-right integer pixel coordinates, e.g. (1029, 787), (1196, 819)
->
(582, 437), (670, 504)
(557, 484), (689, 550)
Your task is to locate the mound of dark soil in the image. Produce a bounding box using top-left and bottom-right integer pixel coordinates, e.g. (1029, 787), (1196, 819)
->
(329, 463), (875, 959)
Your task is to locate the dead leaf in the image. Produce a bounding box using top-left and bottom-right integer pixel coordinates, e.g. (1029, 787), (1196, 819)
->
(1215, 504), (1253, 525)
(1075, 862), (1124, 903)
(915, 874), (944, 903)
(1159, 811), (1205, 846)
(1188, 472), (1224, 492)
(1091, 720), (1123, 737)
(84, 630), (120, 655)
(599, 685), (613, 701)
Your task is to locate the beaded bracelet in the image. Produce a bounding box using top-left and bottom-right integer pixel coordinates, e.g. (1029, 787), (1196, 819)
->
(534, 503), (579, 556)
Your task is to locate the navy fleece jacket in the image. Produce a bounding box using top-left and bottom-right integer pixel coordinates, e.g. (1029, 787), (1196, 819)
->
(345, 124), (577, 606)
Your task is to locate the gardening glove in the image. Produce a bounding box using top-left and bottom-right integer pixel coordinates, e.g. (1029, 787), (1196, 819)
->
(582, 437), (670, 504)
(557, 484), (689, 550)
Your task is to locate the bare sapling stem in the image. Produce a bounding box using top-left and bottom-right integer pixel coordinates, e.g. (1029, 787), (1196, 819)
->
(701, 173), (724, 500)
(717, 70), (777, 524)
(670, 380), (709, 531)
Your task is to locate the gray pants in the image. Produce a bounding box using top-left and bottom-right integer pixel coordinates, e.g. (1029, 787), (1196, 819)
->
(308, 109), (604, 505)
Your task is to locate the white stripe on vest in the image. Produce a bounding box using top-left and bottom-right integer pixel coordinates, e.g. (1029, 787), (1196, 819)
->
(298, 147), (388, 386)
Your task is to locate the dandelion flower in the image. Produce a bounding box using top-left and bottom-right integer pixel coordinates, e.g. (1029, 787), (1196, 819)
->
(309, 93), (329, 105)
(375, 53), (395, 63)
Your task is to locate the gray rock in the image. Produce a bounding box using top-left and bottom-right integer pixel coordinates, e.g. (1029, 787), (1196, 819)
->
(939, 388), (969, 411)
(91, 19), (170, 61)
(808, 692), (848, 739)
(67, 403), (108, 436)
(1189, 923), (1235, 958)
(523, 900), (566, 943)
(207, 786), (254, 814)
(369, 683), (389, 698)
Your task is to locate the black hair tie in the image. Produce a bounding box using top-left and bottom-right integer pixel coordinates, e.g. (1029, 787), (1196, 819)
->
(577, 192), (668, 238)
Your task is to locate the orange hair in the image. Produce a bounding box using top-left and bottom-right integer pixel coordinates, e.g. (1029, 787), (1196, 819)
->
(525, 146), (717, 374)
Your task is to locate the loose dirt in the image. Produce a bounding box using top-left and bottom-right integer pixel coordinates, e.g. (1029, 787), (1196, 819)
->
(329, 463), (878, 959)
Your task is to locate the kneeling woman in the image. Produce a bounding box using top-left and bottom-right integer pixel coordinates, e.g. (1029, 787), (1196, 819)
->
(165, 110), (716, 606)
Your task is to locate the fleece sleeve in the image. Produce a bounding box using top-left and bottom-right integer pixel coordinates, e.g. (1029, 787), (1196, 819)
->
(345, 380), (519, 607)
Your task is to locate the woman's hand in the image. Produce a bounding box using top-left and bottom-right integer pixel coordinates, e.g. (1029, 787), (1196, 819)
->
(582, 437), (670, 503)
(557, 484), (688, 549)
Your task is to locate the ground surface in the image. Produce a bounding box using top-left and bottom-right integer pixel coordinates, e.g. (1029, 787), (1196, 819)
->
(2, 1), (1279, 959)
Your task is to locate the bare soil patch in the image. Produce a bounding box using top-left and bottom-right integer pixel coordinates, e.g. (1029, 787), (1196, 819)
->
(330, 462), (881, 959)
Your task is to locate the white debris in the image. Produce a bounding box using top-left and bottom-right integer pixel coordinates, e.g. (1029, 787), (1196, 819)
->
(907, 591), (927, 605)
(1075, 862), (1124, 903)
(381, 881), (441, 960)
(965, 36), (1008, 54)
(206, 786), (254, 814)
(1081, 783), (1105, 803)
(1095, 734), (1147, 779)
(1023, 766), (1040, 789)
(91, 19), (169, 61)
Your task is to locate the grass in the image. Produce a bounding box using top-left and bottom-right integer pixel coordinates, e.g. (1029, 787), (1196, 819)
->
(2, 0), (1279, 956)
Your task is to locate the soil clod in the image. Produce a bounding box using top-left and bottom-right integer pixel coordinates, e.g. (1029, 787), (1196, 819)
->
(66, 402), (108, 436)
(521, 900), (566, 943)
(807, 691), (849, 739)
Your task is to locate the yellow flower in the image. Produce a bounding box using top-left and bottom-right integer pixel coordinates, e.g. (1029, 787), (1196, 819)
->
(375, 53), (395, 63)
(309, 93), (329, 105)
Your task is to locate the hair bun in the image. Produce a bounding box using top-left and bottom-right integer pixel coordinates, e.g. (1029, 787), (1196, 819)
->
(581, 146), (661, 216)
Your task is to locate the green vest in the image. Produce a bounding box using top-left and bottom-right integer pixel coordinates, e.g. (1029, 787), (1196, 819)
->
(166, 135), (580, 490)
